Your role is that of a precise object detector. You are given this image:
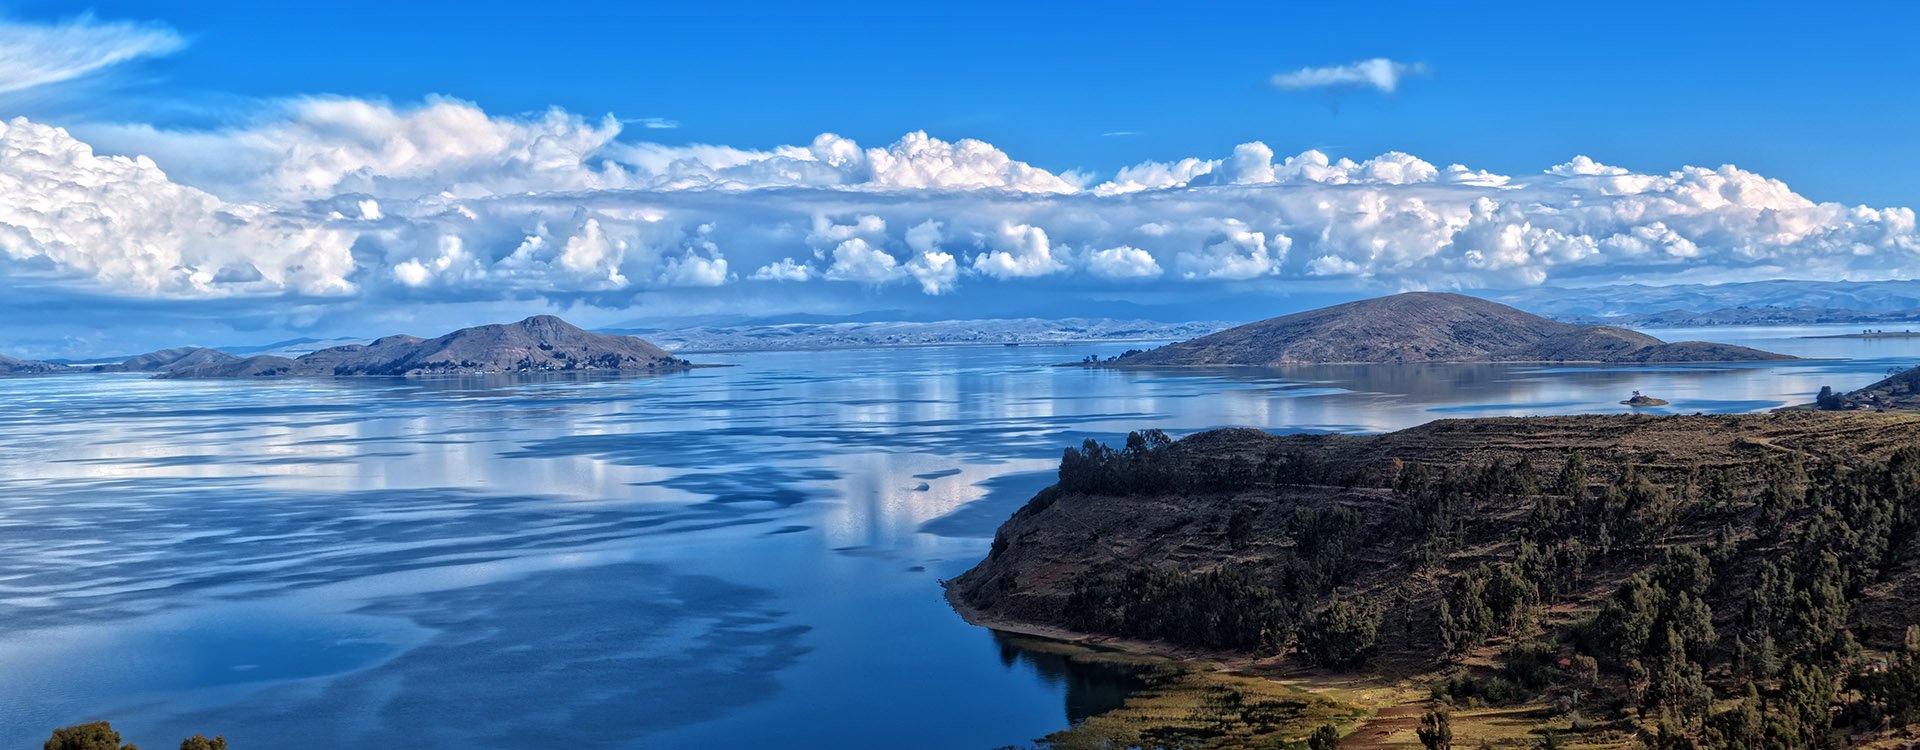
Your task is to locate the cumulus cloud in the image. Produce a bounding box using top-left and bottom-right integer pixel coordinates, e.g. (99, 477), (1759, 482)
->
(1270, 58), (1428, 94)
(5, 100), (1919, 311)
(972, 222), (1064, 279)
(752, 258), (814, 282)
(1088, 246), (1162, 279)
(904, 220), (959, 294)
(0, 117), (355, 297)
(823, 237), (902, 283)
(0, 15), (184, 95)
(88, 100), (1080, 202)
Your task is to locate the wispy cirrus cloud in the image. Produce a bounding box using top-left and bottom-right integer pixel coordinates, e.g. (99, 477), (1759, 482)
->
(627, 116), (680, 130)
(1270, 57), (1427, 94)
(0, 14), (184, 95)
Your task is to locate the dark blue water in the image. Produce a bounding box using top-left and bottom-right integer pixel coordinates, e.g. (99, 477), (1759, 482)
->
(0, 326), (1912, 749)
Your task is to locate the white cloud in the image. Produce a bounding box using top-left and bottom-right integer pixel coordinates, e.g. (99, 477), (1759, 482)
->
(1270, 58), (1428, 94)
(752, 258), (814, 282)
(88, 105), (1084, 202)
(5, 98), (1920, 309)
(907, 249), (958, 294)
(823, 238), (902, 283)
(658, 224), (729, 287)
(971, 222), (1063, 279)
(631, 117), (680, 130)
(863, 131), (1079, 193)
(558, 219), (630, 288)
(1177, 221), (1287, 280)
(1095, 158), (1218, 196)
(1088, 246), (1162, 279)
(0, 15), (184, 95)
(660, 251), (729, 287)
(0, 117), (355, 297)
(904, 220), (958, 294)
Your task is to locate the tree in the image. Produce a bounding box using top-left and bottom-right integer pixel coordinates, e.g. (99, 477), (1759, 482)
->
(1299, 597), (1380, 668)
(1417, 709), (1453, 750)
(1308, 723), (1341, 750)
(1569, 654), (1600, 691)
(179, 738), (226, 750)
(44, 722), (137, 750)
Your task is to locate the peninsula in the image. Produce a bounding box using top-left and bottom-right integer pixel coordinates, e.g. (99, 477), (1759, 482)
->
(954, 411), (1920, 747)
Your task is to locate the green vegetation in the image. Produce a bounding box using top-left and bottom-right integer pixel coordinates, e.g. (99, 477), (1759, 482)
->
(41, 723), (225, 750)
(1297, 596), (1380, 668)
(1307, 723), (1340, 750)
(44, 723), (137, 750)
(988, 635), (1370, 750)
(1065, 566), (1289, 653)
(993, 421), (1920, 747)
(1418, 708), (1453, 749)
(1057, 430), (1359, 498)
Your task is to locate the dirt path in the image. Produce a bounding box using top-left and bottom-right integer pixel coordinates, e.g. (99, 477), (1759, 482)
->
(1341, 703), (1425, 748)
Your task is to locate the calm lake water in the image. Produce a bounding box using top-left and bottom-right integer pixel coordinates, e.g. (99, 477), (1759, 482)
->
(0, 324), (1915, 749)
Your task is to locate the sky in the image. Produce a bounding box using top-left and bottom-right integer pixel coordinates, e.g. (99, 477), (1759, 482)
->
(1, 1), (1918, 357)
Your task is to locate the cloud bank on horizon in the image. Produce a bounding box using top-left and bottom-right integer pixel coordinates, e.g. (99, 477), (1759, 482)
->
(5, 96), (1915, 310)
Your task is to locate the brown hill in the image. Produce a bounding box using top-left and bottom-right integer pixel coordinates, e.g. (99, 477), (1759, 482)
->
(90, 347), (242, 374)
(1095, 292), (1791, 366)
(0, 353), (69, 376)
(165, 316), (690, 378)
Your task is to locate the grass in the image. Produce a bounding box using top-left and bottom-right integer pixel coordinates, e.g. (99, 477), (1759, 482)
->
(999, 633), (1646, 749)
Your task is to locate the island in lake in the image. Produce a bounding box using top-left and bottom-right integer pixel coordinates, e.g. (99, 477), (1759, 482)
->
(0, 316), (693, 380)
(1081, 292), (1793, 367)
(163, 315), (690, 378)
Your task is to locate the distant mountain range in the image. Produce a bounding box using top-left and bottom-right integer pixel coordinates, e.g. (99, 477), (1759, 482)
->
(1554, 306), (1920, 328)
(625, 317), (1232, 352)
(1095, 292), (1792, 367)
(1492, 279), (1920, 320)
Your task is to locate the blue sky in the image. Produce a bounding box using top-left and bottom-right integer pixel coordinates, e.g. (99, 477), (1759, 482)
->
(28, 1), (1913, 205)
(1, 2), (1918, 356)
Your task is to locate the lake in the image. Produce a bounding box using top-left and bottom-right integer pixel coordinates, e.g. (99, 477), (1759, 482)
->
(0, 324), (1915, 749)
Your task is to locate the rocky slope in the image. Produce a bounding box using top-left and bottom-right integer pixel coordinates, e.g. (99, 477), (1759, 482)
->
(1093, 292), (1790, 366)
(1807, 365), (1920, 411)
(165, 316), (691, 378)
